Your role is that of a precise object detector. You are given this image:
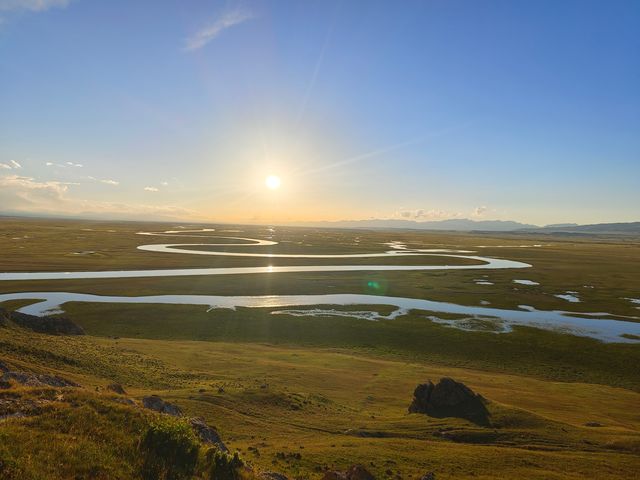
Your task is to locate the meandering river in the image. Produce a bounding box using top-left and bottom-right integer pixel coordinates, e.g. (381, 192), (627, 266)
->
(1, 229), (638, 342)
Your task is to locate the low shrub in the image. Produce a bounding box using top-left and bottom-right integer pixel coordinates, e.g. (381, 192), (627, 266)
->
(203, 448), (245, 480)
(139, 416), (200, 480)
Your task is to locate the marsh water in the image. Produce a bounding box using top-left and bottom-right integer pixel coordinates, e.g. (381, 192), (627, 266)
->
(1, 229), (638, 343)
(1, 291), (639, 343)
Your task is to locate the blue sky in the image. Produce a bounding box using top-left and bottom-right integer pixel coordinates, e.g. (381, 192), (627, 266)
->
(0, 0), (638, 225)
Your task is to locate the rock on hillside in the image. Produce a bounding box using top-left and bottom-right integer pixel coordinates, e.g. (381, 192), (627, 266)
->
(260, 473), (289, 480)
(141, 395), (228, 452)
(409, 377), (478, 412)
(409, 377), (489, 425)
(0, 308), (85, 335)
(322, 465), (375, 480)
(142, 395), (182, 416)
(106, 383), (127, 395)
(190, 417), (228, 452)
(0, 360), (81, 389)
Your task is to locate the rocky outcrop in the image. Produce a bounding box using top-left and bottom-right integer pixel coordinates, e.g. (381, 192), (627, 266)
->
(322, 465), (375, 480)
(0, 364), (80, 389)
(142, 395), (182, 416)
(0, 396), (48, 421)
(1, 308), (85, 335)
(190, 417), (228, 452)
(346, 465), (375, 480)
(409, 377), (478, 412)
(141, 395), (229, 453)
(260, 473), (289, 480)
(409, 377), (489, 425)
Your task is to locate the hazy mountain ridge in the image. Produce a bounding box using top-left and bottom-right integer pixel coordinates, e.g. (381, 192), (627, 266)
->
(290, 218), (537, 231)
(291, 219), (640, 233)
(526, 221), (640, 234)
(2, 213), (638, 234)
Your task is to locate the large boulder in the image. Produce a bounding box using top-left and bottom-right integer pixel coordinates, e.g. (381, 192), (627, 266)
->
(142, 395), (182, 416)
(409, 377), (477, 412)
(409, 377), (489, 425)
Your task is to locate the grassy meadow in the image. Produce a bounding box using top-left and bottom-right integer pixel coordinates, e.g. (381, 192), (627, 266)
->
(1, 216), (639, 479)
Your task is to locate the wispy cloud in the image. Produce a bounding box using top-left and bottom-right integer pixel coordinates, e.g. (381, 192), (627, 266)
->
(394, 206), (494, 221)
(0, 174), (195, 221)
(0, 0), (72, 25)
(87, 176), (119, 186)
(472, 206), (488, 217)
(144, 186), (158, 192)
(0, 0), (71, 12)
(395, 208), (463, 221)
(46, 161), (82, 168)
(1, 160), (22, 169)
(297, 124), (471, 178)
(184, 7), (254, 51)
(0, 175), (76, 207)
(299, 138), (423, 178)
(297, 13), (335, 125)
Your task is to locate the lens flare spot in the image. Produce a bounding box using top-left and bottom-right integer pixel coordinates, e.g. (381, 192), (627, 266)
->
(365, 278), (388, 295)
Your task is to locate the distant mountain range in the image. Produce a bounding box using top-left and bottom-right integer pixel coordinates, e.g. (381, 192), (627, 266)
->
(2, 212), (639, 234)
(291, 219), (640, 234)
(525, 221), (640, 235)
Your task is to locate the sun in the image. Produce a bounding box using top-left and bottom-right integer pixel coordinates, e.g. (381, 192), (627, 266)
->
(265, 175), (281, 190)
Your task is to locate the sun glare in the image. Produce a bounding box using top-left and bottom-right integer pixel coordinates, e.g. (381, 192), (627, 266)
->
(265, 175), (281, 190)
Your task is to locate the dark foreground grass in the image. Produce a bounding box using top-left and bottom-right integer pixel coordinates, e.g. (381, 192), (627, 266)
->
(0, 387), (251, 480)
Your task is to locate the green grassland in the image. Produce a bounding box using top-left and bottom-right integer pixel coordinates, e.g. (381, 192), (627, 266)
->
(53, 302), (640, 390)
(1, 216), (639, 478)
(0, 325), (639, 479)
